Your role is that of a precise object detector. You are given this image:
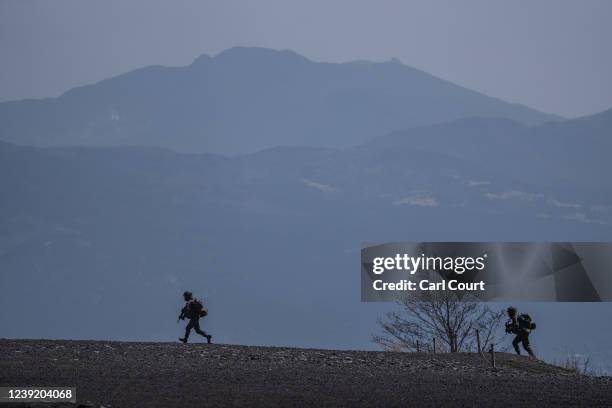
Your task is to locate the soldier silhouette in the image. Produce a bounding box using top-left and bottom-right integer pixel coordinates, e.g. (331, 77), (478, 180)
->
(505, 306), (536, 358)
(178, 291), (212, 344)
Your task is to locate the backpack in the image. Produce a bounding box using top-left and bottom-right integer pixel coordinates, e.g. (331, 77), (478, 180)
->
(518, 313), (536, 330)
(191, 298), (207, 318)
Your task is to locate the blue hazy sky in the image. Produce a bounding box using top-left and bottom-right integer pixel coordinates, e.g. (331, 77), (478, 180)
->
(1, 0), (611, 118)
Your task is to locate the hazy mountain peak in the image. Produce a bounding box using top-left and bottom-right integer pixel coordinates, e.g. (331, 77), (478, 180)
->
(0, 46), (561, 154)
(191, 53), (212, 66)
(214, 46), (311, 65)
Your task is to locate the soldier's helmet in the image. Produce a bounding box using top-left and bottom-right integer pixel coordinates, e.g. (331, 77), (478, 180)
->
(183, 291), (193, 300)
(507, 306), (517, 316)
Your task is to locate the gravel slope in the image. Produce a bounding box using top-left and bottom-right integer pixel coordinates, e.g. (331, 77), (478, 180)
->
(1, 339), (611, 407)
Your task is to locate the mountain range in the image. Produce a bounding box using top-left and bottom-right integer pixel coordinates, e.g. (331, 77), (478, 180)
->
(0, 47), (559, 154)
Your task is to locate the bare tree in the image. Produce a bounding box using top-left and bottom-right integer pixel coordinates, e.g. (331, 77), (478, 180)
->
(373, 290), (505, 353)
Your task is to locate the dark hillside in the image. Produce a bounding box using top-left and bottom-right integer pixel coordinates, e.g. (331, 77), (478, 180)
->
(1, 339), (610, 407)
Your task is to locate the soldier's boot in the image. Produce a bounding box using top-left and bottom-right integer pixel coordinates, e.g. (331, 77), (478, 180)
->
(193, 325), (211, 343)
(179, 337), (188, 344)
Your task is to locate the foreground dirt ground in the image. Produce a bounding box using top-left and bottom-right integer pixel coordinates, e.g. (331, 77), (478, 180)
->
(1, 339), (611, 407)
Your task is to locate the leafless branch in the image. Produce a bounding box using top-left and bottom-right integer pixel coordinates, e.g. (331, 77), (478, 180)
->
(373, 291), (505, 353)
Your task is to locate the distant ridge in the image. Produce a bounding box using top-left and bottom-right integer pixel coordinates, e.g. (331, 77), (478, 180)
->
(0, 46), (560, 154)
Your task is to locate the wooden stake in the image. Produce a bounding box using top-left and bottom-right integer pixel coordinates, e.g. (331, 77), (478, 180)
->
(489, 343), (496, 368)
(476, 329), (481, 354)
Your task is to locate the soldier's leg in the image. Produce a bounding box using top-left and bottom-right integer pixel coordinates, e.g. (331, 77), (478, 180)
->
(512, 335), (521, 355)
(193, 319), (212, 343)
(184, 319), (195, 341)
(193, 319), (209, 337)
(521, 334), (535, 357)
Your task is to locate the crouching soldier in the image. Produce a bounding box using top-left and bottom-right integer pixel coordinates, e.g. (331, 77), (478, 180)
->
(505, 306), (536, 358)
(178, 291), (212, 344)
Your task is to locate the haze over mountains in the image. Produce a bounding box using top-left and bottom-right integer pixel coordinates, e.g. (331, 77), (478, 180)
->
(1, 47), (612, 372)
(2, 108), (612, 371)
(0, 47), (559, 154)
(372, 108), (612, 193)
